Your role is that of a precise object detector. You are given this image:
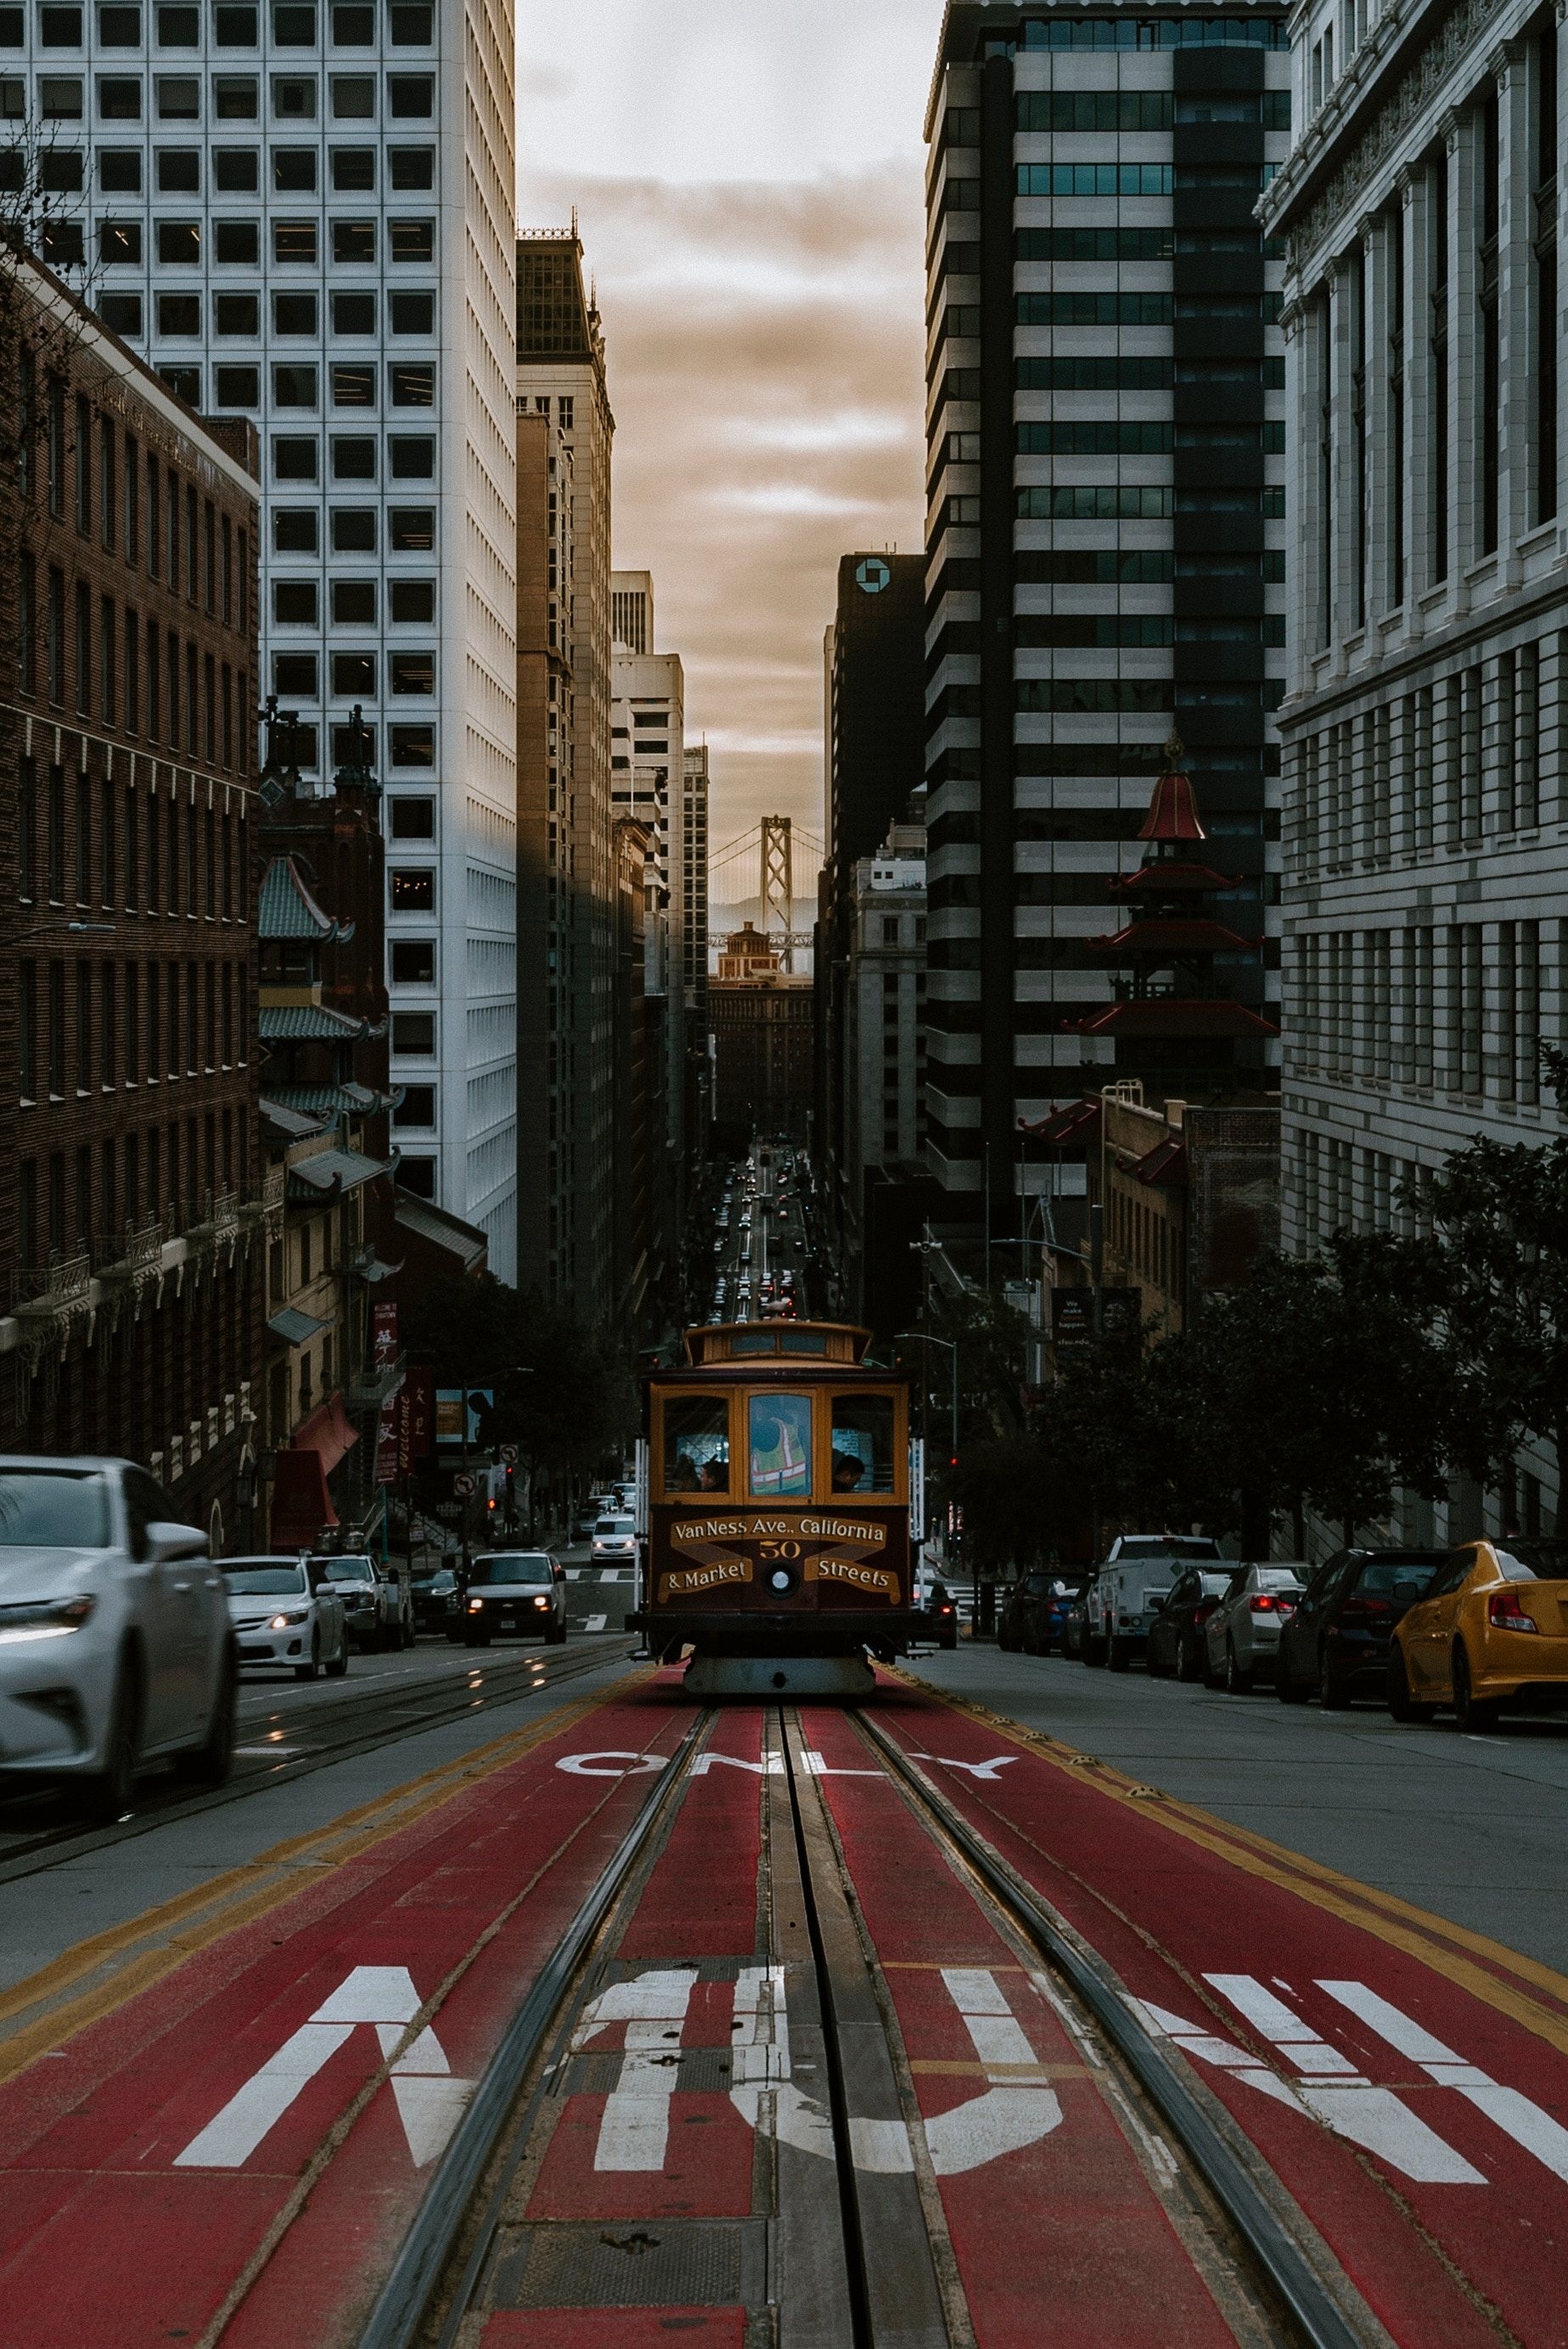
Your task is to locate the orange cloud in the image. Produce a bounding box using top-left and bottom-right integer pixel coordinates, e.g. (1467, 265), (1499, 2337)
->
(521, 165), (927, 865)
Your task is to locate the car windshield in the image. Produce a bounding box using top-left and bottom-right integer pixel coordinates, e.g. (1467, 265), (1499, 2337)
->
(316, 1556), (375, 1583)
(1351, 1559), (1442, 1599)
(0, 1470), (111, 1549)
(1256, 1571), (1304, 1592)
(469, 1554), (554, 1586)
(595, 1518), (634, 1536)
(225, 1564), (309, 1596)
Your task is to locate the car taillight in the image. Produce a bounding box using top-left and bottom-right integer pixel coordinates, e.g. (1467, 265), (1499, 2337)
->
(1250, 1594), (1277, 1613)
(1194, 1599), (1218, 1621)
(1488, 1589), (1540, 1633)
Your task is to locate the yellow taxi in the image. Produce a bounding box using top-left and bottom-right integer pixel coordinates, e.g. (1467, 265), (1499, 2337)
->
(1387, 1538), (1568, 1731)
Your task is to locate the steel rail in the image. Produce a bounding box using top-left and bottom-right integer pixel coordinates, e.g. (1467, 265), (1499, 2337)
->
(356, 1707), (712, 2349)
(856, 1710), (1375, 2349)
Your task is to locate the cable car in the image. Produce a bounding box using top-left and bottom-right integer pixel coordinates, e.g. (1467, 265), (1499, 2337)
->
(630, 1320), (926, 1696)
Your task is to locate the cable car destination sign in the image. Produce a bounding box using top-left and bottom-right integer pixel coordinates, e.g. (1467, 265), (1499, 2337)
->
(658, 1512), (897, 1603)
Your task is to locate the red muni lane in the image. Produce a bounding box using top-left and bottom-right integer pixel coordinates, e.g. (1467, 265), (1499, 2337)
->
(0, 1677), (699, 2349)
(844, 1681), (1568, 2349)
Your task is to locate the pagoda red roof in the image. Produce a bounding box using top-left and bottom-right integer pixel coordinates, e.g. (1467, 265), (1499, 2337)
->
(1109, 860), (1243, 895)
(1064, 1001), (1281, 1039)
(1136, 1138), (1189, 1186)
(1019, 1099), (1101, 1145)
(1084, 919), (1259, 955)
(1141, 767), (1206, 843)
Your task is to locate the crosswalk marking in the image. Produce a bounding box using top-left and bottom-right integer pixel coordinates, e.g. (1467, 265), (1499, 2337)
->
(1318, 1979), (1568, 2186)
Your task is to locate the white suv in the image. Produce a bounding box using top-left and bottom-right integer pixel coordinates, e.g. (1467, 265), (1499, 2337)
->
(591, 1514), (638, 1565)
(0, 1456), (234, 1821)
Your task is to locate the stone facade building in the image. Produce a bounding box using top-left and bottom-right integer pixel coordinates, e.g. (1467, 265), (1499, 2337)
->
(0, 260), (262, 1551)
(711, 927), (815, 1141)
(1263, 0), (1568, 1533)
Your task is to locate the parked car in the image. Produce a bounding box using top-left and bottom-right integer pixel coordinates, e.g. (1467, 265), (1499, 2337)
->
(1033, 1576), (1090, 1655)
(462, 1550), (568, 1646)
(1061, 1589), (1088, 1659)
(1275, 1548), (1445, 1708)
(591, 1514), (638, 1565)
(1105, 1532), (1222, 1568)
(998, 1568), (1056, 1653)
(0, 1456), (236, 1820)
(1082, 1551), (1186, 1669)
(311, 1553), (413, 1651)
(1202, 1565), (1306, 1692)
(223, 1554), (350, 1683)
(410, 1561), (460, 1635)
(919, 1574), (960, 1649)
(1145, 1568), (1239, 1680)
(1387, 1537), (1568, 1730)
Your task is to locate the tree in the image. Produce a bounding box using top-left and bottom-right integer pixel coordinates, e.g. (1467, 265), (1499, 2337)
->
(1381, 1049), (1568, 1526)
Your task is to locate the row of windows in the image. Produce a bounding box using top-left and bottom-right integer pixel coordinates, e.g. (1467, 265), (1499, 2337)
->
(18, 955), (250, 1104)
(1293, 922), (1546, 1106)
(1017, 420), (1288, 455)
(1014, 615), (1286, 648)
(0, 64), (432, 115)
(1003, 15), (1290, 46)
(18, 566), (252, 764)
(1009, 483), (1288, 520)
(268, 430), (432, 480)
(2, 0), (433, 45)
(273, 574), (430, 624)
(21, 374), (251, 625)
(1014, 677), (1285, 712)
(272, 501), (432, 552)
(1014, 89), (1290, 132)
(1015, 357), (1285, 392)
(1009, 548), (1288, 584)
(87, 137), (431, 188)
(16, 1113), (251, 1267)
(1014, 291), (1285, 327)
(99, 212), (434, 261)
(16, 755), (247, 918)
(273, 647), (431, 695)
(264, 717), (433, 768)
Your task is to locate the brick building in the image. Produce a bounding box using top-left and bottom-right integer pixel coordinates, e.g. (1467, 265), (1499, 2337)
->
(0, 258), (262, 1549)
(711, 926), (815, 1143)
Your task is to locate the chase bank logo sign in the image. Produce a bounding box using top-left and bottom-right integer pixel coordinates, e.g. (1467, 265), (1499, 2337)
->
(855, 557), (891, 595)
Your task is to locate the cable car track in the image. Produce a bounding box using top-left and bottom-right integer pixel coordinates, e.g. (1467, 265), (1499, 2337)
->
(353, 1701), (1377, 2349)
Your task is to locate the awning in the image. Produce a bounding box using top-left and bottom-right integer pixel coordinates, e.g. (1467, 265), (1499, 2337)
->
(293, 1392), (359, 1474)
(288, 1148), (398, 1200)
(267, 1306), (329, 1347)
(261, 1097), (335, 1144)
(271, 1445), (338, 1548)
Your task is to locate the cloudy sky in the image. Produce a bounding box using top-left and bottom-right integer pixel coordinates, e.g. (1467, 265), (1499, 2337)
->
(517, 0), (945, 879)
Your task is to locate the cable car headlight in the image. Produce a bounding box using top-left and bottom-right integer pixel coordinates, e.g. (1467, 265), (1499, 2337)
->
(768, 1567), (793, 1593)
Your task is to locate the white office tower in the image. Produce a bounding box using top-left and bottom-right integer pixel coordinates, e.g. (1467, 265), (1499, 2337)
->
(611, 571), (687, 1181)
(18, 0), (520, 1271)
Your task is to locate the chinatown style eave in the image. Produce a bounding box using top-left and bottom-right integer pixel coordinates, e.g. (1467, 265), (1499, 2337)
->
(1065, 1001), (1282, 1039)
(1084, 919), (1260, 955)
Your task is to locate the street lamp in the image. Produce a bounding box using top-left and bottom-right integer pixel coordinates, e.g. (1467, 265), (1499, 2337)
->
(892, 1330), (958, 1464)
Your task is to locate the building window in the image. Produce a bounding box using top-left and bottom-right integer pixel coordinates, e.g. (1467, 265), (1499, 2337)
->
(389, 506), (433, 550)
(389, 578), (433, 623)
(331, 290), (375, 335)
(212, 73), (257, 116)
(215, 220), (259, 265)
(273, 651), (318, 696)
(389, 289), (434, 335)
(273, 362), (318, 407)
(388, 143), (432, 188)
(393, 1086), (435, 1127)
(96, 76), (138, 118)
(388, 216), (434, 262)
(273, 436), (318, 481)
(331, 73), (373, 115)
(391, 1011), (436, 1054)
(389, 795), (435, 839)
(388, 436), (433, 478)
(272, 75), (317, 116)
(390, 723), (434, 765)
(214, 146), (259, 188)
(391, 938), (435, 985)
(332, 650), (375, 695)
(332, 435), (376, 479)
(273, 143), (316, 188)
(331, 361), (375, 406)
(215, 365), (259, 407)
(332, 578), (374, 622)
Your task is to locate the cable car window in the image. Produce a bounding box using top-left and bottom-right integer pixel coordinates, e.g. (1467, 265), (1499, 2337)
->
(662, 1396), (730, 1495)
(829, 1395), (896, 1493)
(750, 1393), (812, 1498)
(730, 1331), (775, 1355)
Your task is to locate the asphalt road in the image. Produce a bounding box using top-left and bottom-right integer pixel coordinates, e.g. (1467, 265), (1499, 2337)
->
(706, 1148), (813, 1323)
(902, 1638), (1568, 1970)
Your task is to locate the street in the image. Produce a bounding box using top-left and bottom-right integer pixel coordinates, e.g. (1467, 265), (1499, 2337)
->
(904, 1641), (1568, 1972)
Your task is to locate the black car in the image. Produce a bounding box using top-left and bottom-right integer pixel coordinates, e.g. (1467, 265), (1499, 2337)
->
(1276, 1548), (1445, 1707)
(1146, 1567), (1240, 1680)
(998, 1568), (1056, 1653)
(411, 1562), (461, 1636)
(924, 1578), (960, 1650)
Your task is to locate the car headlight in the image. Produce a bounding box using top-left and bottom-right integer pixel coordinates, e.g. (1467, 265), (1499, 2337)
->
(533, 1595), (548, 1608)
(0, 1594), (97, 1645)
(267, 1610), (310, 1629)
(469, 1597), (485, 1612)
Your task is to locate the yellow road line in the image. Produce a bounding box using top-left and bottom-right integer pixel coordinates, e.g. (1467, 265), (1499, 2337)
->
(900, 1676), (1568, 2056)
(0, 1668), (650, 2091)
